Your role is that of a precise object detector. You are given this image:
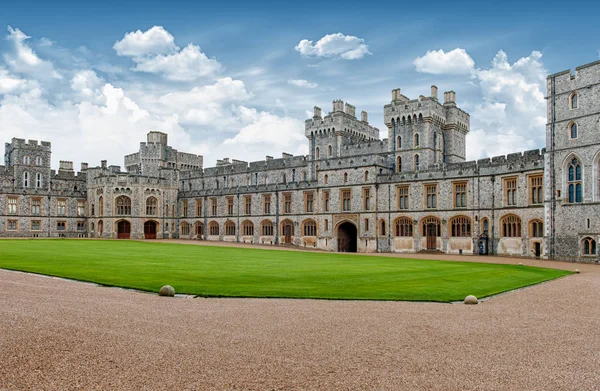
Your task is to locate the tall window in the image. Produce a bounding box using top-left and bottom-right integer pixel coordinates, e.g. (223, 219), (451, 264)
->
(91, 204), (95, 216)
(210, 198), (217, 216)
(225, 221), (236, 236)
(146, 197), (157, 215)
(570, 92), (578, 109)
(23, 172), (29, 188)
(7, 220), (17, 230)
(364, 171), (369, 182)
(425, 184), (437, 209)
(263, 195), (271, 214)
(530, 220), (543, 238)
(394, 217), (413, 237)
(182, 200), (188, 217)
(31, 198), (41, 215)
(209, 221), (219, 236)
(414, 155), (420, 171)
(450, 216), (471, 237)
(397, 186), (409, 209)
(57, 221), (66, 231)
(195, 199), (202, 216)
(7, 197), (18, 214)
(323, 191), (330, 212)
(363, 187), (371, 210)
(501, 215), (522, 237)
(99, 196), (104, 215)
(77, 200), (85, 217)
(181, 222), (190, 236)
(343, 173), (348, 184)
(242, 221), (254, 236)
(342, 189), (351, 211)
(57, 199), (67, 216)
(505, 178), (517, 206)
(414, 134), (420, 147)
(570, 123), (578, 139)
(379, 220), (386, 236)
(261, 220), (274, 236)
(115, 196), (131, 215)
(481, 218), (489, 234)
(397, 156), (402, 172)
(530, 175), (543, 204)
(396, 136), (402, 150)
(305, 192), (314, 213)
(328, 145), (333, 157)
(283, 193), (292, 214)
(324, 174), (328, 184)
(582, 237), (596, 255)
(23, 155), (30, 165)
(35, 173), (42, 188)
(454, 183), (467, 208)
(303, 219), (317, 236)
(568, 158), (582, 203)
(244, 196), (252, 215)
(316, 147), (320, 159)
(226, 197), (234, 216)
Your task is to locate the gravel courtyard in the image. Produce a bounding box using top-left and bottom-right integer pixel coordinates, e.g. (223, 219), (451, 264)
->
(1, 247), (599, 390)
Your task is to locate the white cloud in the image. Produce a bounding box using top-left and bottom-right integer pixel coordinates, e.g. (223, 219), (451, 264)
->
(4, 26), (61, 79)
(114, 26), (222, 81)
(466, 50), (547, 160)
(113, 26), (176, 56)
(70, 70), (103, 98)
(288, 79), (318, 88)
(0, 67), (27, 94)
(295, 33), (371, 60)
(413, 48), (475, 75)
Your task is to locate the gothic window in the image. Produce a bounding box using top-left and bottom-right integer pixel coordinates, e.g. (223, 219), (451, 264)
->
(341, 189), (351, 211)
(302, 171), (307, 181)
(450, 216), (471, 237)
(425, 184), (437, 209)
(582, 237), (596, 255)
(481, 218), (489, 234)
(328, 145), (333, 157)
(227, 197), (234, 216)
(7, 197), (18, 214)
(454, 183), (467, 208)
(302, 219), (317, 236)
(116, 196), (131, 215)
(397, 186), (409, 209)
(570, 92), (578, 109)
(530, 220), (543, 238)
(23, 155), (30, 165)
(530, 175), (543, 204)
(414, 134), (420, 147)
(394, 217), (413, 237)
(501, 215), (522, 237)
(57, 199), (67, 216)
(91, 203), (95, 216)
(421, 217), (441, 236)
(343, 173), (348, 184)
(23, 172), (29, 188)
(397, 156), (402, 172)
(379, 219), (386, 236)
(568, 158), (582, 203)
(305, 192), (314, 212)
(263, 195), (271, 214)
(282, 173), (287, 183)
(570, 122), (578, 139)
(363, 187), (371, 210)
(261, 220), (274, 236)
(180, 222), (190, 236)
(99, 196), (104, 215)
(244, 196), (252, 215)
(77, 200), (85, 217)
(283, 193), (292, 214)
(364, 171), (369, 182)
(323, 190), (330, 212)
(242, 220), (254, 236)
(35, 156), (42, 166)
(504, 178), (517, 206)
(146, 197), (157, 216)
(324, 174), (328, 184)
(315, 147), (320, 159)
(224, 221), (236, 236)
(414, 155), (420, 171)
(209, 221), (219, 236)
(396, 136), (402, 150)
(35, 173), (42, 188)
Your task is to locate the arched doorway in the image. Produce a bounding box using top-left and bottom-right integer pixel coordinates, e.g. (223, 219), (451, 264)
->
(144, 220), (158, 239)
(117, 220), (131, 239)
(422, 217), (441, 250)
(337, 222), (357, 252)
(281, 219), (294, 244)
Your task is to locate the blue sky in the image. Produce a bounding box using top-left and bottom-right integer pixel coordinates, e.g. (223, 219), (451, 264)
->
(1, 0), (599, 169)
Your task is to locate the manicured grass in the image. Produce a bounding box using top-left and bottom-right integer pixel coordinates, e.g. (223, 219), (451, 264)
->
(0, 239), (570, 302)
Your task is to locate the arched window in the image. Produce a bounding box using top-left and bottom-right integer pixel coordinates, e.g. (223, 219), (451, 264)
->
(116, 196), (131, 215)
(364, 171), (369, 181)
(414, 134), (420, 147)
(224, 221), (236, 236)
(421, 217), (441, 236)
(35, 156), (42, 166)
(35, 173), (42, 188)
(91, 203), (95, 216)
(529, 220), (543, 238)
(315, 147), (320, 159)
(379, 219), (386, 236)
(568, 157), (582, 203)
(481, 218), (489, 234)
(414, 154), (420, 171)
(261, 220), (274, 236)
(450, 216), (471, 237)
(324, 174), (328, 184)
(302, 219), (317, 236)
(501, 215), (522, 237)
(208, 221), (219, 236)
(146, 197), (157, 215)
(397, 156), (402, 172)
(180, 222), (190, 236)
(99, 196), (104, 215)
(282, 173), (287, 183)
(570, 92), (578, 109)
(570, 123), (578, 139)
(302, 171), (307, 181)
(98, 220), (103, 234)
(23, 172), (29, 187)
(242, 220), (254, 236)
(23, 155), (30, 165)
(343, 173), (348, 184)
(172, 204), (175, 217)
(394, 217), (413, 237)
(397, 136), (402, 150)
(328, 145), (333, 157)
(582, 237), (596, 255)
(195, 222), (204, 237)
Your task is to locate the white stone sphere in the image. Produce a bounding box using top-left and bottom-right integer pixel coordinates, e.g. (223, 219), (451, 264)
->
(159, 285), (175, 297)
(464, 295), (479, 305)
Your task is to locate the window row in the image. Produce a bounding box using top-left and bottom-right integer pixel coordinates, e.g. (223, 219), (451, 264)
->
(5, 220), (85, 231)
(6, 198), (86, 216)
(20, 156), (44, 166)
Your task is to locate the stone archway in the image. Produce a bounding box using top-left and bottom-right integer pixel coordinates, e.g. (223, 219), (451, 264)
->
(337, 221), (357, 252)
(281, 219), (294, 244)
(117, 220), (131, 239)
(144, 220), (158, 239)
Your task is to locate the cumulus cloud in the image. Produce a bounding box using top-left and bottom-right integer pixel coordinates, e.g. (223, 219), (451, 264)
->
(295, 33), (371, 60)
(113, 26), (176, 56)
(0, 67), (27, 94)
(413, 48), (475, 75)
(4, 26), (61, 79)
(114, 26), (222, 81)
(465, 50), (547, 160)
(288, 79), (318, 88)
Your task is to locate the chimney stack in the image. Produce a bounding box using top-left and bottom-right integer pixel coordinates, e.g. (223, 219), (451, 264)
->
(443, 91), (456, 105)
(431, 85), (438, 100)
(361, 111), (368, 123)
(313, 106), (322, 118)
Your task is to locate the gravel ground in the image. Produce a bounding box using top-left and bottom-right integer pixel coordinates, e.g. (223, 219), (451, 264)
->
(1, 248), (599, 390)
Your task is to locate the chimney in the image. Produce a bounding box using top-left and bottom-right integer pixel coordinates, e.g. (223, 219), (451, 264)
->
(313, 106), (322, 118)
(80, 162), (88, 171)
(101, 160), (107, 169)
(431, 85), (438, 100)
(59, 161), (73, 171)
(361, 111), (368, 123)
(344, 103), (356, 117)
(444, 91), (456, 104)
(332, 99), (344, 112)
(392, 88), (401, 101)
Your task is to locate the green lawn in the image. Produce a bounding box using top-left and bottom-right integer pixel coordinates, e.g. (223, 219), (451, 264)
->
(0, 239), (570, 302)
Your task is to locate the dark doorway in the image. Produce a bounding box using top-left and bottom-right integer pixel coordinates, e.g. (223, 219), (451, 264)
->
(338, 222), (357, 252)
(534, 242), (541, 258)
(144, 221), (157, 239)
(425, 224), (438, 250)
(282, 221), (294, 244)
(117, 220), (131, 239)
(195, 223), (204, 239)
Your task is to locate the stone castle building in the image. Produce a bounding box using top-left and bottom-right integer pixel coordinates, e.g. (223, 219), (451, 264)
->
(1, 60), (599, 262)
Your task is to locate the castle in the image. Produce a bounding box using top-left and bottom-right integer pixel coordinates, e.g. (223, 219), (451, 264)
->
(1, 60), (599, 262)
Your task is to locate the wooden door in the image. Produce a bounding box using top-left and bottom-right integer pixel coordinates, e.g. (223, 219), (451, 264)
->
(426, 224), (437, 250)
(117, 221), (130, 239)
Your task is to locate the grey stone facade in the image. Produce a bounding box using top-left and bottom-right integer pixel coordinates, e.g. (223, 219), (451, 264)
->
(1, 61), (599, 262)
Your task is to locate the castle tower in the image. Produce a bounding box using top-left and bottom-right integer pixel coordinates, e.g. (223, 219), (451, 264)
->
(4, 138), (51, 190)
(545, 60), (600, 260)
